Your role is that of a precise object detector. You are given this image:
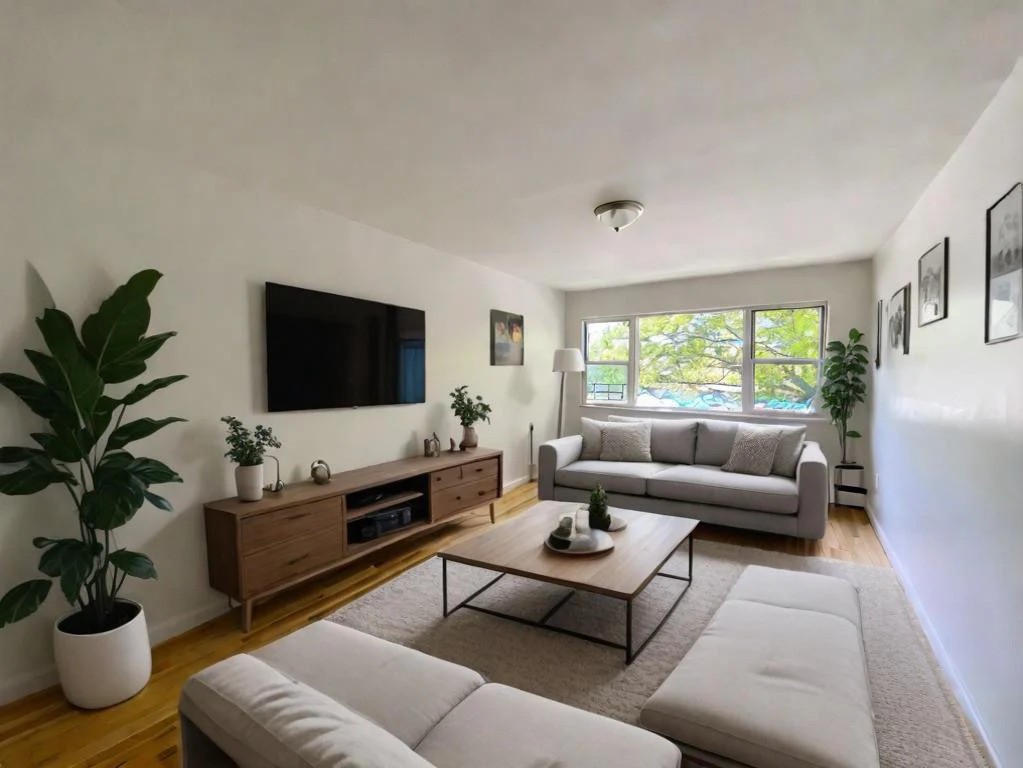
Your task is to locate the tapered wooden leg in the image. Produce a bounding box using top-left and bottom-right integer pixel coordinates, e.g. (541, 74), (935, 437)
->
(489, 502), (496, 524)
(242, 599), (253, 633)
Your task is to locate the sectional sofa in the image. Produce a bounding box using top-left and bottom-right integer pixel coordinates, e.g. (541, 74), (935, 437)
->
(539, 415), (829, 539)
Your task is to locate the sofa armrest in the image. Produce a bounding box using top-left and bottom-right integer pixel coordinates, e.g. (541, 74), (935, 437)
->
(538, 435), (583, 500)
(795, 441), (829, 539)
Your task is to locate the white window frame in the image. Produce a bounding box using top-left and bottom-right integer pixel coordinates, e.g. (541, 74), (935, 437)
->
(582, 302), (828, 417)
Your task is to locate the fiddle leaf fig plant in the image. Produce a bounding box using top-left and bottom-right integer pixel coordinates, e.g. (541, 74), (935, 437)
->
(820, 328), (868, 464)
(0, 270), (186, 632)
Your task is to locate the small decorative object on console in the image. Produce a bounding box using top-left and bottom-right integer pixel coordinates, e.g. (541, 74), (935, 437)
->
(310, 459), (332, 484)
(265, 455), (285, 493)
(424, 432), (441, 458)
(222, 417), (282, 502)
(450, 385), (492, 450)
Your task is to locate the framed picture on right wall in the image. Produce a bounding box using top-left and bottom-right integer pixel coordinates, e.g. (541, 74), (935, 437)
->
(985, 182), (1022, 344)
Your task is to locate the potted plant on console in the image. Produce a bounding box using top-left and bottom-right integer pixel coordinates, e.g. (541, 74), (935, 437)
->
(821, 328), (868, 463)
(221, 416), (281, 501)
(449, 385), (492, 450)
(0, 270), (186, 709)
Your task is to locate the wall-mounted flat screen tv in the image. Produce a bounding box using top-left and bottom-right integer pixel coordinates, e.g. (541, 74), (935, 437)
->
(265, 282), (426, 412)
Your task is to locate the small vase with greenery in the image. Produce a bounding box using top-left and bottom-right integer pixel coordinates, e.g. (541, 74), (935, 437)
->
(0, 269), (186, 708)
(449, 385), (492, 450)
(820, 328), (868, 464)
(587, 484), (611, 531)
(221, 416), (281, 502)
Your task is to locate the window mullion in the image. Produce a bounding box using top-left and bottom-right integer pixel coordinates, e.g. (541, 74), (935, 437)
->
(741, 310), (753, 413)
(628, 317), (639, 407)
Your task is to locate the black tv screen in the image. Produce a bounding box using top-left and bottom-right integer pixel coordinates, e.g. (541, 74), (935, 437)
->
(265, 282), (426, 412)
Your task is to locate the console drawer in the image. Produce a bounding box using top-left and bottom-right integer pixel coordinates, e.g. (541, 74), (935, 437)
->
(463, 458), (499, 482)
(433, 476), (499, 521)
(243, 528), (341, 595)
(241, 498), (341, 553)
(431, 466), (465, 491)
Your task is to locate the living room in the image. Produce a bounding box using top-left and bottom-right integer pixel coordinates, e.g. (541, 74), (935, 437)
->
(0, 3), (1020, 767)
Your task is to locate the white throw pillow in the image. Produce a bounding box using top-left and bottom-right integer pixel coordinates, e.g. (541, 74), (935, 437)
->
(722, 426), (783, 476)
(599, 421), (652, 462)
(771, 425), (806, 477)
(580, 417), (605, 460)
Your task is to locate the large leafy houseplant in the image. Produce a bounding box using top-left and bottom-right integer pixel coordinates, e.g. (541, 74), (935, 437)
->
(0, 270), (185, 633)
(820, 328), (868, 464)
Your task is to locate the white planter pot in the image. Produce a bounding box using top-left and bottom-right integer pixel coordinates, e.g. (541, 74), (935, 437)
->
(236, 463), (264, 501)
(53, 599), (152, 709)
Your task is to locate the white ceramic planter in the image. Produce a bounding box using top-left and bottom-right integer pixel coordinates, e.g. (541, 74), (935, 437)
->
(53, 599), (151, 709)
(236, 463), (264, 501)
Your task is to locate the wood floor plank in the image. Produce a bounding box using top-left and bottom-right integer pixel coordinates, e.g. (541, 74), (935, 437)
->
(0, 485), (886, 768)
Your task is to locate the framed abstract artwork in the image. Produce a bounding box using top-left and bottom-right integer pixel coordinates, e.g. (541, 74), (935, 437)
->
(985, 183), (1022, 344)
(918, 238), (948, 326)
(888, 284), (910, 355)
(490, 309), (524, 365)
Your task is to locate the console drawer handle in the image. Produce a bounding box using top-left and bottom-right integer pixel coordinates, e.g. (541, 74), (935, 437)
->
(287, 553), (310, 567)
(286, 512), (311, 521)
(478, 490), (486, 496)
(455, 495), (462, 501)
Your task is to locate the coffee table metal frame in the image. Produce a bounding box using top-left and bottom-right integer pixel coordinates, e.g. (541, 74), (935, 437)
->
(441, 535), (693, 664)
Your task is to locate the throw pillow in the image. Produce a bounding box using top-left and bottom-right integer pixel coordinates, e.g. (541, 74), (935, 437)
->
(771, 425), (806, 477)
(722, 426), (783, 476)
(580, 417), (605, 460)
(599, 421), (652, 462)
(608, 415), (698, 464)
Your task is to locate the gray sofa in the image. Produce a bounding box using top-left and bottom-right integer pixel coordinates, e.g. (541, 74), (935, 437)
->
(539, 416), (829, 540)
(179, 622), (681, 768)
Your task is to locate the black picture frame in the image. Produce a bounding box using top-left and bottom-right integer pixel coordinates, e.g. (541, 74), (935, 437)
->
(917, 238), (949, 327)
(490, 309), (524, 365)
(888, 284), (910, 355)
(875, 299), (882, 368)
(985, 183), (1023, 344)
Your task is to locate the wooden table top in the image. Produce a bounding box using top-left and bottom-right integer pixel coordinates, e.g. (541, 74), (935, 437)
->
(439, 500), (698, 599)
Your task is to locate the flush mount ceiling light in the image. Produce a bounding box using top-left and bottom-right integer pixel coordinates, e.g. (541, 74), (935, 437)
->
(594, 200), (644, 232)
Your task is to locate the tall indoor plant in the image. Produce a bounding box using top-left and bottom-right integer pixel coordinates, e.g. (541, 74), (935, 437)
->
(820, 328), (868, 463)
(449, 385), (492, 450)
(0, 269), (186, 708)
(221, 416), (281, 501)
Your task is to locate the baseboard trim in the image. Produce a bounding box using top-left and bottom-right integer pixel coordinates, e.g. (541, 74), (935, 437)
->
(864, 502), (1002, 768)
(503, 475), (530, 493)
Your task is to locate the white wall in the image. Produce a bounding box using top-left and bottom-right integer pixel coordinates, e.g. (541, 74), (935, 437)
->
(870, 61), (1023, 767)
(563, 260), (874, 468)
(0, 114), (564, 702)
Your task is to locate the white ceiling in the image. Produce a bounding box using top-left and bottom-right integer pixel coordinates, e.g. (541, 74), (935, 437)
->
(4, 1), (1023, 290)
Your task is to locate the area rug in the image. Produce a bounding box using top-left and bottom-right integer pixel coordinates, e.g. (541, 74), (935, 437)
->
(328, 540), (991, 768)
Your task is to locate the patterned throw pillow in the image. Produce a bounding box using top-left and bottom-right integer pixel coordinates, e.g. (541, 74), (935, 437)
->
(722, 426), (783, 476)
(599, 421), (652, 462)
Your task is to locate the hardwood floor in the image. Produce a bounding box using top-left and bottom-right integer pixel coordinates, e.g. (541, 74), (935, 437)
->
(0, 483), (887, 767)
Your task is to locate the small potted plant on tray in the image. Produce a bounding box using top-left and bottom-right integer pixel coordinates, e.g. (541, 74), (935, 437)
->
(221, 417), (281, 501)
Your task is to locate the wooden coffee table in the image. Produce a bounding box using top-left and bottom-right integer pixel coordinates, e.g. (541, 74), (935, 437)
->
(438, 500), (698, 663)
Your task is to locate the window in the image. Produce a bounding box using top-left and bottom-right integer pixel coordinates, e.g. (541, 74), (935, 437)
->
(584, 320), (629, 403)
(583, 304), (825, 414)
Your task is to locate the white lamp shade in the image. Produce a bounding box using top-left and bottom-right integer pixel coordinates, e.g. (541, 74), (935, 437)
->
(552, 348), (585, 373)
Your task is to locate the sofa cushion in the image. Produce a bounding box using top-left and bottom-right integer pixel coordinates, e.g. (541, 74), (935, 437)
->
(417, 683), (680, 768)
(253, 622), (483, 748)
(647, 464), (798, 514)
(608, 415), (698, 464)
(694, 419), (741, 465)
(180, 654), (435, 768)
(555, 460), (674, 495)
(722, 425), (783, 476)
(642, 566), (878, 768)
(599, 421), (652, 462)
(580, 417), (605, 460)
(772, 425), (807, 477)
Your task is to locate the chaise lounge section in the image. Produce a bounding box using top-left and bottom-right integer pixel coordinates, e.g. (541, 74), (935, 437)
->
(539, 416), (829, 539)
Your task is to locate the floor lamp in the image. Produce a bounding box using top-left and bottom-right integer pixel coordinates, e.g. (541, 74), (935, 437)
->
(553, 348), (585, 438)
